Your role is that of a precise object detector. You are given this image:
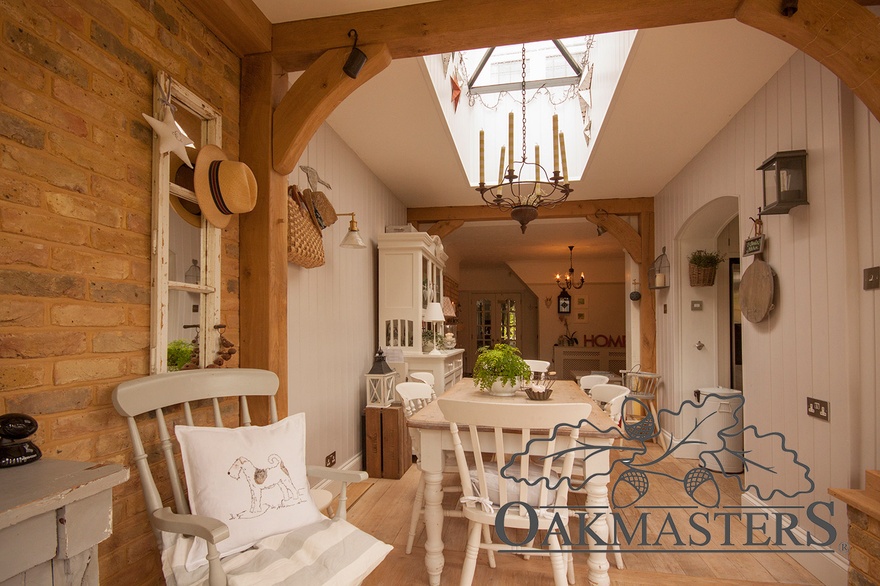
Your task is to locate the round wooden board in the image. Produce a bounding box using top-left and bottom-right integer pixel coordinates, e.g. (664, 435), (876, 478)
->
(740, 258), (775, 323)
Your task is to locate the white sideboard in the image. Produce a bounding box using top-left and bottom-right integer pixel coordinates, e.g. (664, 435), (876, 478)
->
(404, 348), (464, 395)
(0, 459), (128, 585)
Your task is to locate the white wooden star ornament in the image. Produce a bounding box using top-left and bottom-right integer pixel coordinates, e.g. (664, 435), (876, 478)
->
(143, 105), (194, 168)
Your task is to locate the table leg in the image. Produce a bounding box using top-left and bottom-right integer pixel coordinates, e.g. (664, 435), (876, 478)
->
(585, 452), (611, 586)
(420, 429), (445, 586)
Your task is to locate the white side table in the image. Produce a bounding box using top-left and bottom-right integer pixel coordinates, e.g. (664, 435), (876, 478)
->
(0, 459), (128, 585)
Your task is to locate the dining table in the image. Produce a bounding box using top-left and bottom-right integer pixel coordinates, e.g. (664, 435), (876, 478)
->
(407, 377), (617, 586)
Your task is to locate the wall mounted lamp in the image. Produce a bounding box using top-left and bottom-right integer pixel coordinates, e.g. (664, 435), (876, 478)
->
(338, 212), (366, 248)
(343, 29), (368, 79)
(780, 0), (798, 17)
(757, 150), (808, 215)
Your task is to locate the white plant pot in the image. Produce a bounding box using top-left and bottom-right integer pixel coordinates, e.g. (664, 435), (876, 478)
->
(489, 380), (518, 396)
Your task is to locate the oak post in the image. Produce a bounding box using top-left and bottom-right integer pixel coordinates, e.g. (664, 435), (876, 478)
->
(239, 53), (290, 422)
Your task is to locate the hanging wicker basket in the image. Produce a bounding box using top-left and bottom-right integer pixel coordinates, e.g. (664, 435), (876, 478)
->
(689, 264), (717, 287)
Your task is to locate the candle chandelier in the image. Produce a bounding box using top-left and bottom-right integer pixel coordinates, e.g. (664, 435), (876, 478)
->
(476, 45), (573, 233)
(556, 245), (584, 289)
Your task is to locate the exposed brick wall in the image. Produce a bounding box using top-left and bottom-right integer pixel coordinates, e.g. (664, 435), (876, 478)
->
(847, 507), (880, 586)
(0, 1), (241, 583)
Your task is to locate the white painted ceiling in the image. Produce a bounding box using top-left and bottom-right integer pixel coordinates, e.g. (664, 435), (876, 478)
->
(253, 1), (795, 268)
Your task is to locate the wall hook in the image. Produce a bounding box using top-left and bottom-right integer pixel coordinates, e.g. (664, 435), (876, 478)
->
(695, 340), (705, 350)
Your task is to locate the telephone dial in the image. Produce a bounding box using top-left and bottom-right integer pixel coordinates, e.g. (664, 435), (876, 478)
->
(0, 413), (41, 468)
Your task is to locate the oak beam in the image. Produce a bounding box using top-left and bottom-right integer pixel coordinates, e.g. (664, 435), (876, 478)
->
(239, 53), (289, 423)
(272, 0), (741, 72)
(273, 44), (392, 175)
(179, 0), (271, 56)
(408, 198), (653, 225)
(427, 220), (464, 239)
(736, 0), (880, 122)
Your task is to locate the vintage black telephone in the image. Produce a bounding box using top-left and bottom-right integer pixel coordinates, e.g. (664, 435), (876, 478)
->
(0, 413), (42, 468)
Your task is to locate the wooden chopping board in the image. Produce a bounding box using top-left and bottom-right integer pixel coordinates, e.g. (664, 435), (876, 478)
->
(740, 258), (775, 323)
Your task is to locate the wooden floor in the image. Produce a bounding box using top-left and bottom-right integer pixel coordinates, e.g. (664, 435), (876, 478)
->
(343, 440), (822, 586)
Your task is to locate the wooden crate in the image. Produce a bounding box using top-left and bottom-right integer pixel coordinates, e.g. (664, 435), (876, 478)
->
(364, 405), (411, 479)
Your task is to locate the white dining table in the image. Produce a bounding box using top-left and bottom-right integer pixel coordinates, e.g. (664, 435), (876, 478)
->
(407, 378), (616, 586)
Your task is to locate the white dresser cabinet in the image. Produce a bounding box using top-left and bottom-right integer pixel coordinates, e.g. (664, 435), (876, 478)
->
(0, 459), (128, 585)
(378, 232), (460, 394)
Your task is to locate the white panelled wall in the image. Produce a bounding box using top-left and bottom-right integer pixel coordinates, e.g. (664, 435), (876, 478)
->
(654, 49), (879, 581)
(289, 123), (406, 473)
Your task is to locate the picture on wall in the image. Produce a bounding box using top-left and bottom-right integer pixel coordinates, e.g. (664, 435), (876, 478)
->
(573, 310), (588, 324)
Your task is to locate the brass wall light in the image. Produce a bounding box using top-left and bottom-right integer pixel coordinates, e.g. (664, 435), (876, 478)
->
(338, 212), (366, 248)
(757, 150), (808, 215)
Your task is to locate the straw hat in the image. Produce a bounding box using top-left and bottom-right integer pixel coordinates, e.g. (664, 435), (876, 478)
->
(193, 145), (258, 229)
(170, 164), (201, 228)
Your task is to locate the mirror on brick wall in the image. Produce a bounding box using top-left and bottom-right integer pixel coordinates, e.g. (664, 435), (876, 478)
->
(150, 71), (222, 374)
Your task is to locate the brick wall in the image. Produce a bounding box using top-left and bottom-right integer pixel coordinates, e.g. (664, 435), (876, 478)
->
(0, 1), (241, 583)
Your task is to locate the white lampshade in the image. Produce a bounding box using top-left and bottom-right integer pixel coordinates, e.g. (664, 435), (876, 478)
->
(340, 228), (366, 249)
(339, 213), (367, 249)
(424, 302), (445, 322)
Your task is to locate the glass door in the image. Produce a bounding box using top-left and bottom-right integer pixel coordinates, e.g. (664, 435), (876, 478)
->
(466, 293), (522, 373)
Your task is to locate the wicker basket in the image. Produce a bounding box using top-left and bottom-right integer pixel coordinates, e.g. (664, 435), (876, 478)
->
(688, 263), (717, 287)
(287, 185), (325, 268)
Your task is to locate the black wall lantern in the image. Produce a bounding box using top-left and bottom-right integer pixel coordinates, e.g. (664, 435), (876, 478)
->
(757, 150), (808, 215)
(343, 29), (368, 79)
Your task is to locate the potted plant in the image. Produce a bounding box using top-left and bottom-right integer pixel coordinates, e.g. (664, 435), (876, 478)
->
(167, 339), (194, 371)
(687, 249), (725, 287)
(472, 343), (533, 396)
(422, 329), (436, 353)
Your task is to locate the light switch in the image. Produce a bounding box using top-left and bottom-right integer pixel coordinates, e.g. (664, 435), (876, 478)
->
(691, 300), (703, 311)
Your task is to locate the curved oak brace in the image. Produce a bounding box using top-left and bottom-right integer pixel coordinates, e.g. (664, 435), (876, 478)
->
(427, 220), (465, 240)
(273, 43), (392, 176)
(736, 0), (880, 119)
(587, 213), (642, 262)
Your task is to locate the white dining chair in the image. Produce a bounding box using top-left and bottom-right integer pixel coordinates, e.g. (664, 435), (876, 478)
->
(523, 359), (550, 375)
(439, 395), (591, 585)
(579, 374), (610, 391)
(408, 371), (435, 387)
(395, 382), (462, 555)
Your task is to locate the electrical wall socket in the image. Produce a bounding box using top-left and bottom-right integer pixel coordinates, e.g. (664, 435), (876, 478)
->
(865, 266), (880, 290)
(806, 397), (830, 422)
(325, 451), (336, 467)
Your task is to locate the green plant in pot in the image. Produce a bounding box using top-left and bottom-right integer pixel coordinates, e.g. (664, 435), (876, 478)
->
(687, 249), (725, 287)
(472, 343), (533, 396)
(167, 339), (194, 371)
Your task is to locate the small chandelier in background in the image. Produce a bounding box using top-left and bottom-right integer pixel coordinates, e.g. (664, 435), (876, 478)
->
(556, 245), (584, 289)
(476, 45), (573, 233)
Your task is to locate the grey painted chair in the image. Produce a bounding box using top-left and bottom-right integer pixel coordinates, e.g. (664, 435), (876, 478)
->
(113, 368), (388, 585)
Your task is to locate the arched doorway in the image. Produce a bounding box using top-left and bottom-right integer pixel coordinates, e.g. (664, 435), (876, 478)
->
(670, 196), (739, 448)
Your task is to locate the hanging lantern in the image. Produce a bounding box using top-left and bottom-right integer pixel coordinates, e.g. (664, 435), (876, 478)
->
(648, 247), (670, 290)
(365, 348), (398, 406)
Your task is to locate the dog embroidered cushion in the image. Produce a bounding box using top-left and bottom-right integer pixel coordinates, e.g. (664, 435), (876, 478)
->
(176, 413), (324, 570)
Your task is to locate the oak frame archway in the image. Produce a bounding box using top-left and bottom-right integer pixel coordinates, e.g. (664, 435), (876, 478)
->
(179, 0), (880, 421)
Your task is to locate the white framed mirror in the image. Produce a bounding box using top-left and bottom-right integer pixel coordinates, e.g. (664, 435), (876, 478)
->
(149, 71), (223, 373)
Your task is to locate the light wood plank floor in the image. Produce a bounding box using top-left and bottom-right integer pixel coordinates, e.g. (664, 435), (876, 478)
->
(343, 441), (822, 585)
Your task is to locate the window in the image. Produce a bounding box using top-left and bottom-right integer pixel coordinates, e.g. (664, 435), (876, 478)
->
(150, 71), (223, 373)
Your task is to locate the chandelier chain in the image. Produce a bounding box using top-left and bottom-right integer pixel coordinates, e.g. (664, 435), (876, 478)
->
(521, 44), (527, 163)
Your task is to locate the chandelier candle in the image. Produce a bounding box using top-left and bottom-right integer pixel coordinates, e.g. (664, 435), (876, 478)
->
(508, 112), (514, 169)
(535, 145), (540, 182)
(479, 130), (485, 184)
(498, 146), (505, 195)
(553, 114), (559, 173)
(560, 132), (569, 183)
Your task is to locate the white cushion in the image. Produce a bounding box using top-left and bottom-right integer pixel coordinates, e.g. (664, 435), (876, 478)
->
(161, 517), (393, 586)
(469, 461), (559, 507)
(176, 413), (324, 570)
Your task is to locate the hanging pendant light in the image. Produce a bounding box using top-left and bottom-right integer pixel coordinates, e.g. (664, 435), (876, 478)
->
(475, 45), (573, 233)
(555, 245), (584, 289)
